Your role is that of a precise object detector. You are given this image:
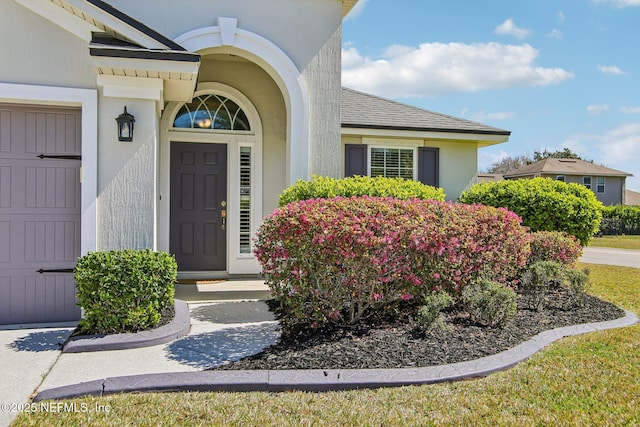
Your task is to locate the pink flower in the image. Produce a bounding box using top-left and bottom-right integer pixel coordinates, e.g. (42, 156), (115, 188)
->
(401, 293), (414, 301)
(433, 273), (441, 280)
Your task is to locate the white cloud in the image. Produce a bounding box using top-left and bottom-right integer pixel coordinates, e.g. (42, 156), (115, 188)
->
(558, 11), (566, 23)
(621, 106), (640, 114)
(594, 0), (640, 8)
(587, 104), (610, 114)
(494, 19), (532, 40)
(562, 122), (640, 190)
(548, 28), (563, 39)
(598, 64), (626, 75)
(470, 111), (517, 122)
(341, 42), (574, 98)
(344, 0), (368, 21)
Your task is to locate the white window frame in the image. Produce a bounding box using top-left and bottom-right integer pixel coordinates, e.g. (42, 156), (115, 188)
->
(556, 175), (566, 182)
(597, 176), (606, 193)
(583, 176), (592, 190)
(367, 144), (418, 181)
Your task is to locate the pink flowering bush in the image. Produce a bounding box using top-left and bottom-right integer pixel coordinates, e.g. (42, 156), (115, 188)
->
(254, 197), (530, 332)
(528, 231), (582, 267)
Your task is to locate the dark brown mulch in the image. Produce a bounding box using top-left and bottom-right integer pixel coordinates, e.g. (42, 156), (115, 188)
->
(213, 290), (624, 370)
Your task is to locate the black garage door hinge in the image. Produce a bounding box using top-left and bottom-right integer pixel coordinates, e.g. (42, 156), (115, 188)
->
(37, 154), (81, 160)
(36, 268), (75, 274)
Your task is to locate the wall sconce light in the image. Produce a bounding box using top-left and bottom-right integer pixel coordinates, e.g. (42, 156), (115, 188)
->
(116, 106), (135, 142)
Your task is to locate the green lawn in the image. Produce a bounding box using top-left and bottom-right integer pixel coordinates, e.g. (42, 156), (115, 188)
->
(13, 264), (640, 427)
(590, 235), (640, 250)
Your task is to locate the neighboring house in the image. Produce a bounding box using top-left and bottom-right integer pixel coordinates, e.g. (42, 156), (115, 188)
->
(503, 158), (634, 206)
(0, 0), (509, 324)
(625, 190), (640, 206)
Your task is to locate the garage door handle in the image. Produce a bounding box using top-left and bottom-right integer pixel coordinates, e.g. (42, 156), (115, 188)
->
(37, 154), (81, 160)
(36, 268), (75, 274)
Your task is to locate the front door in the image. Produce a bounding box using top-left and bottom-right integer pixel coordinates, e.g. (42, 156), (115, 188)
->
(170, 142), (227, 271)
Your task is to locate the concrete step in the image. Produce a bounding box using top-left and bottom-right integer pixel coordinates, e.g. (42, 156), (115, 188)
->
(174, 280), (271, 302)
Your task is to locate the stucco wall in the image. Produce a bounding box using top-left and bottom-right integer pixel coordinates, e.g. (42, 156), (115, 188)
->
(108, 0), (342, 72)
(197, 56), (287, 216)
(303, 26), (342, 178)
(0, 2), (95, 89)
(96, 96), (156, 250)
(340, 136), (479, 201)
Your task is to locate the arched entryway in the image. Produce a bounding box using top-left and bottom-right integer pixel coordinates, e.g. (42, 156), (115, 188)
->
(159, 83), (263, 276)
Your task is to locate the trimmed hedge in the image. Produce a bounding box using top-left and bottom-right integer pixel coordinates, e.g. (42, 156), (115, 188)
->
(459, 177), (602, 245)
(600, 205), (640, 235)
(254, 196), (530, 332)
(74, 249), (177, 334)
(528, 231), (583, 267)
(278, 175), (445, 206)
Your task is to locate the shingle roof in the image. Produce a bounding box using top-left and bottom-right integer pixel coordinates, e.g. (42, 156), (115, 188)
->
(341, 87), (511, 136)
(503, 158), (633, 178)
(626, 189), (640, 205)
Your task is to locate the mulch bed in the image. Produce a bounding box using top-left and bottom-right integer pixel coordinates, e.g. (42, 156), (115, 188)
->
(213, 290), (624, 370)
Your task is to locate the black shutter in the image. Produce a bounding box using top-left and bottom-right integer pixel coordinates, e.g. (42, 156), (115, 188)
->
(418, 147), (439, 187)
(344, 144), (367, 177)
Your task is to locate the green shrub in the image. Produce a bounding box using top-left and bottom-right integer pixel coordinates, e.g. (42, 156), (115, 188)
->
(278, 175), (445, 206)
(528, 231), (583, 267)
(461, 279), (517, 327)
(563, 267), (591, 308)
(520, 261), (564, 311)
(74, 249), (177, 334)
(459, 177), (603, 245)
(519, 261), (591, 310)
(415, 292), (453, 330)
(254, 197), (530, 333)
(600, 205), (640, 235)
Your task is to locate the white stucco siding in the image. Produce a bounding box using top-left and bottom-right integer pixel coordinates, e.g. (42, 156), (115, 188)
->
(0, 1), (95, 89)
(303, 25), (342, 179)
(107, 0), (342, 72)
(96, 97), (157, 250)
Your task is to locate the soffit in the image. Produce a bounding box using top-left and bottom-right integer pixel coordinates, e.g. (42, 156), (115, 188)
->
(342, 0), (358, 17)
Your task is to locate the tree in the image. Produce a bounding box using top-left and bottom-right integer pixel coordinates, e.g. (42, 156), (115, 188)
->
(485, 155), (531, 174)
(485, 148), (592, 174)
(533, 148), (590, 162)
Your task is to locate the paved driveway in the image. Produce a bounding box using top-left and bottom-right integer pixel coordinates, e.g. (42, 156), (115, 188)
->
(581, 247), (640, 269)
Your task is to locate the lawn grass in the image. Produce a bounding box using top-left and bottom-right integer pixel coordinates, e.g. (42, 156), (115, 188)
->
(13, 264), (640, 427)
(590, 235), (640, 250)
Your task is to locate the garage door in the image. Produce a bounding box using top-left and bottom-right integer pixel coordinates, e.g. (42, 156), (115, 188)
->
(0, 103), (81, 324)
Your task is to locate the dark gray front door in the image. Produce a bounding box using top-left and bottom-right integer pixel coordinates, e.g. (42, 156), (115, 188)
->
(170, 142), (227, 271)
(0, 104), (82, 324)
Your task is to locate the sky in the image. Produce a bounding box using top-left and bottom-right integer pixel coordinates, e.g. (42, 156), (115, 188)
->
(342, 0), (640, 192)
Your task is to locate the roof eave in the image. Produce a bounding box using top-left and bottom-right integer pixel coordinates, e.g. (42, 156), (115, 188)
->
(341, 123), (511, 136)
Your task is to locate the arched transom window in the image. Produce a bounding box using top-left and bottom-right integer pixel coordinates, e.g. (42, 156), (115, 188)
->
(173, 94), (251, 131)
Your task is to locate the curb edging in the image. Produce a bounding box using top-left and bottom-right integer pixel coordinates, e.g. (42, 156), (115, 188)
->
(35, 309), (637, 401)
(62, 299), (191, 353)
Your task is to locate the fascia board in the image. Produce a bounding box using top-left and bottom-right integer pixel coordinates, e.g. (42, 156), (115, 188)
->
(341, 127), (510, 145)
(63, 0), (174, 49)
